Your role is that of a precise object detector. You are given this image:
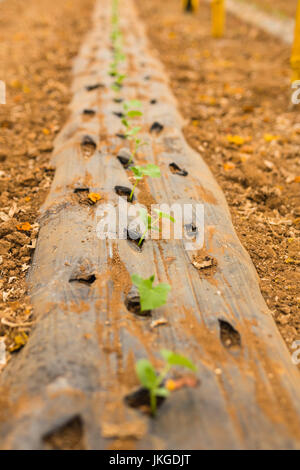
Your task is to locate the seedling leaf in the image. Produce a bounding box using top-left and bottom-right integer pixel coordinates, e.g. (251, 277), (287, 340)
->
(140, 164), (161, 178)
(154, 387), (170, 398)
(154, 209), (175, 222)
(126, 126), (141, 137)
(131, 274), (170, 312)
(140, 283), (170, 311)
(136, 359), (157, 389)
(111, 83), (121, 92)
(139, 208), (152, 230)
(127, 110), (143, 118)
(116, 74), (126, 83)
(131, 166), (143, 180)
(131, 273), (154, 290)
(160, 350), (197, 372)
(124, 100), (142, 110)
(131, 164), (160, 183)
(121, 118), (129, 127)
(134, 348), (196, 415)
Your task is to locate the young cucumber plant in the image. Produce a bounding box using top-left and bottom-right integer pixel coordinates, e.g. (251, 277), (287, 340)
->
(110, 0), (126, 93)
(110, 16), (146, 163)
(136, 349), (197, 416)
(111, 2), (121, 48)
(110, 36), (126, 91)
(111, 0), (120, 33)
(109, 50), (125, 77)
(138, 208), (175, 246)
(122, 100), (143, 138)
(122, 100), (147, 163)
(123, 100), (143, 119)
(125, 127), (148, 165)
(131, 273), (171, 312)
(111, 74), (126, 92)
(129, 164), (161, 202)
(131, 137), (148, 162)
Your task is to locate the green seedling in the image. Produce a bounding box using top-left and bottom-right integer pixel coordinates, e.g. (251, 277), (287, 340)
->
(122, 133), (147, 166)
(111, 28), (121, 43)
(129, 164), (161, 202)
(110, 1), (125, 83)
(109, 50), (125, 77)
(116, 73), (126, 86)
(111, 73), (126, 92)
(111, 21), (120, 43)
(109, 62), (118, 77)
(125, 126), (142, 140)
(131, 273), (171, 312)
(129, 137), (148, 164)
(111, 83), (121, 93)
(114, 49), (125, 64)
(135, 349), (197, 415)
(111, 14), (119, 28)
(111, 34), (124, 56)
(111, 0), (120, 23)
(121, 100), (143, 130)
(120, 101), (145, 162)
(138, 208), (175, 246)
(123, 99), (143, 118)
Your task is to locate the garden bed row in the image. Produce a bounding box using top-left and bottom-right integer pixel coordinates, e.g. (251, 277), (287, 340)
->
(1, 0), (300, 450)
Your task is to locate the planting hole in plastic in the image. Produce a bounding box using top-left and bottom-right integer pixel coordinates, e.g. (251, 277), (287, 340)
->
(125, 387), (165, 412)
(69, 273), (96, 286)
(82, 109), (96, 116)
(184, 223), (197, 238)
(117, 148), (133, 168)
(219, 320), (241, 350)
(150, 122), (164, 134)
(85, 83), (104, 91)
(116, 133), (127, 140)
(117, 155), (134, 169)
(81, 136), (96, 158)
(125, 286), (151, 316)
(126, 228), (144, 251)
(169, 162), (188, 176)
(114, 185), (135, 202)
(113, 111), (125, 118)
(73, 187), (90, 205)
(74, 187), (89, 194)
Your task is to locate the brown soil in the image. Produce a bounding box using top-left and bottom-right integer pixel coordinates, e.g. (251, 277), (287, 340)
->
(0, 0), (94, 361)
(245, 0), (298, 18)
(136, 0), (300, 351)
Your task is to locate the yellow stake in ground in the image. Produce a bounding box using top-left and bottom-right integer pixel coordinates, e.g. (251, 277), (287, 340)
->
(182, 0), (199, 12)
(211, 0), (225, 38)
(291, 0), (300, 81)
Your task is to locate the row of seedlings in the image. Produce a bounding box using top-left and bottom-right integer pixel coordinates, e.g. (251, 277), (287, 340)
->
(109, 0), (197, 416)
